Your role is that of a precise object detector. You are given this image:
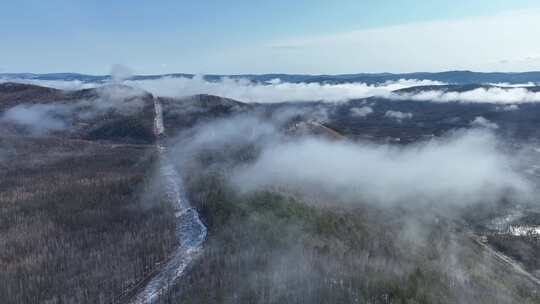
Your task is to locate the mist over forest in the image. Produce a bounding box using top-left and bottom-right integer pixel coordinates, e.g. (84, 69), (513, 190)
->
(5, 1), (540, 303)
(3, 71), (540, 303)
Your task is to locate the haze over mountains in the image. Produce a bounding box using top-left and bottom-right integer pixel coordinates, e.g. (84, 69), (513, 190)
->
(6, 0), (540, 303)
(4, 71), (540, 304)
(4, 71), (540, 105)
(3, 70), (540, 85)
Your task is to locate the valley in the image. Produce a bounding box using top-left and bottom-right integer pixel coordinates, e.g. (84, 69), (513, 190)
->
(2, 78), (540, 303)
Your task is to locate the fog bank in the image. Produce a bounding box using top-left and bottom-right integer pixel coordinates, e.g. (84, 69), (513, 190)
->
(6, 75), (540, 105)
(0, 104), (69, 135)
(126, 76), (443, 103)
(2, 76), (444, 103)
(0, 85), (147, 135)
(392, 87), (540, 104)
(167, 110), (533, 208)
(232, 129), (531, 207)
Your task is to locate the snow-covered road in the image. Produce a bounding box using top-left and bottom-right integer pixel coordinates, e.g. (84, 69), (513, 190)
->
(130, 97), (207, 304)
(470, 233), (540, 286)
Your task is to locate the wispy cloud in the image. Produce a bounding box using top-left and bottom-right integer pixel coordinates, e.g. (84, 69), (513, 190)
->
(258, 9), (540, 73)
(496, 104), (519, 111)
(0, 78), (98, 91)
(0, 104), (69, 135)
(349, 106), (373, 117)
(385, 110), (413, 122)
(471, 116), (499, 130)
(0, 85), (147, 136)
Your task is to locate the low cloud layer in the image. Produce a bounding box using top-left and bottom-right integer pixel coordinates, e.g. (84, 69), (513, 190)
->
(2, 76), (443, 103)
(393, 87), (540, 104)
(0, 104), (69, 135)
(0, 85), (147, 135)
(124, 76), (444, 103)
(4, 75), (540, 105)
(169, 112), (533, 209)
(232, 129), (531, 207)
(0, 78), (98, 91)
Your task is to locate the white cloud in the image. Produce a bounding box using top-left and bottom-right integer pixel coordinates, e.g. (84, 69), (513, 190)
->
(169, 113), (533, 208)
(393, 87), (540, 104)
(0, 104), (69, 135)
(232, 129), (531, 207)
(488, 82), (537, 88)
(124, 76), (445, 103)
(0, 78), (97, 91)
(110, 64), (134, 82)
(350, 106), (373, 117)
(496, 104), (519, 111)
(471, 117), (499, 130)
(1, 76), (443, 103)
(385, 110), (412, 121)
(255, 9), (540, 73)
(4, 75), (540, 105)
(0, 85), (147, 135)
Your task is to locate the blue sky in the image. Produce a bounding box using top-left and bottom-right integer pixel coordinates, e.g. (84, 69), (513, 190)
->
(2, 0), (540, 74)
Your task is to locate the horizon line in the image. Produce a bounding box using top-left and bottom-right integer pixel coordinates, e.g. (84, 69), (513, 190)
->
(3, 70), (540, 77)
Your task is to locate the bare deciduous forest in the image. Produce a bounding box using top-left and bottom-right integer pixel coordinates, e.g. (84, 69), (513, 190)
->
(0, 137), (177, 304)
(3, 82), (540, 304)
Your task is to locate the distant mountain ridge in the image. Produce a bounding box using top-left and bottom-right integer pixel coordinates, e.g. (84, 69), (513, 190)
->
(3, 71), (540, 85)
